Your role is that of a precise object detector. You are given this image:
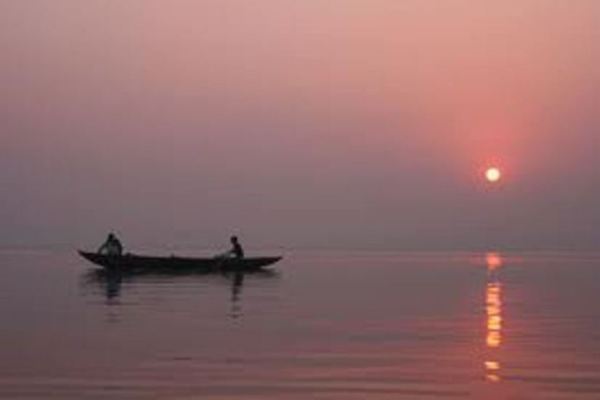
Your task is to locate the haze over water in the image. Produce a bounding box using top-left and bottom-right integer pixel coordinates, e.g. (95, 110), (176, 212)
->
(2, 250), (600, 399)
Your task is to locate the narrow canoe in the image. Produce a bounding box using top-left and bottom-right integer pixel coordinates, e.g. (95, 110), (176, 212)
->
(78, 251), (282, 272)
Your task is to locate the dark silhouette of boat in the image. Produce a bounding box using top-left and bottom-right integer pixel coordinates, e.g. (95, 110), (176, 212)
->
(78, 250), (282, 272)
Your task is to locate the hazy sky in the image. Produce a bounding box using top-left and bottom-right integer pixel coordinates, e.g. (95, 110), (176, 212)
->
(1, 1), (599, 250)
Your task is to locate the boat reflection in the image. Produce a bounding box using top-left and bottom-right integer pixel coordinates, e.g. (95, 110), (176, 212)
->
(229, 271), (245, 319)
(81, 268), (279, 318)
(484, 252), (504, 383)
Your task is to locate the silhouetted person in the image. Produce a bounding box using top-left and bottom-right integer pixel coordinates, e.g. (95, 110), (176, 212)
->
(228, 236), (244, 259)
(98, 233), (123, 256)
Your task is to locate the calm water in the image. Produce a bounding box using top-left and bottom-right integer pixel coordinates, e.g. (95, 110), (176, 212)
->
(1, 250), (600, 399)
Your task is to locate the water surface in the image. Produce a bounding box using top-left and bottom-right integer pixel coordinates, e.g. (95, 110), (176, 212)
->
(1, 250), (600, 399)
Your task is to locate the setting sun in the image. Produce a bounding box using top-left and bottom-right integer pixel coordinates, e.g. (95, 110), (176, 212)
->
(485, 167), (502, 183)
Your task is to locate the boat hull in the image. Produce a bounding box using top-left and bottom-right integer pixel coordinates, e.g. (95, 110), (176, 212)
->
(78, 251), (282, 272)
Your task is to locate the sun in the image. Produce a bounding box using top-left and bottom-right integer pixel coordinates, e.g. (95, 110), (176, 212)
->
(485, 167), (502, 183)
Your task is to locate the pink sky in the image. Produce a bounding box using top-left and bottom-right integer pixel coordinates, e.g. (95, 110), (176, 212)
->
(1, 1), (599, 249)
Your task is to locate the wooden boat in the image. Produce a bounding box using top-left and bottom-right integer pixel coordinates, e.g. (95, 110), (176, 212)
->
(78, 251), (282, 272)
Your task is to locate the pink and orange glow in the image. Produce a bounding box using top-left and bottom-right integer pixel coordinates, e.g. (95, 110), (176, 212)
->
(0, 1), (599, 248)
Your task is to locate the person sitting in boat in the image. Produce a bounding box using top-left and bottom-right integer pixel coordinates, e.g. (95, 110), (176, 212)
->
(98, 233), (123, 256)
(228, 236), (245, 259)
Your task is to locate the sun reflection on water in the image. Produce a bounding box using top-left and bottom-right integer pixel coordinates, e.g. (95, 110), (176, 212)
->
(484, 252), (504, 383)
(486, 282), (503, 348)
